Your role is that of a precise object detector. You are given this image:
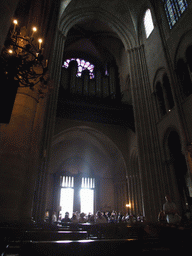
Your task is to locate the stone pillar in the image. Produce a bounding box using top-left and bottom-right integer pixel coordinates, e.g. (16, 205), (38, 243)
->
(137, 170), (144, 215)
(89, 79), (96, 96)
(76, 76), (83, 95)
(114, 181), (126, 214)
(30, 94), (50, 222)
(60, 67), (69, 91)
(130, 175), (135, 215)
(126, 175), (131, 212)
(96, 70), (102, 97)
(161, 84), (170, 113)
(0, 87), (39, 223)
(132, 155), (144, 216)
(73, 175), (81, 213)
(152, 91), (161, 121)
(69, 61), (78, 94)
(128, 45), (165, 222)
(102, 75), (109, 98)
(109, 66), (116, 98)
(52, 174), (60, 220)
(133, 175), (137, 215)
(35, 31), (66, 222)
(82, 70), (90, 96)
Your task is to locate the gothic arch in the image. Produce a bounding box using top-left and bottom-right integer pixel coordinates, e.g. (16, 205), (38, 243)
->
(163, 128), (190, 212)
(163, 127), (182, 159)
(153, 68), (174, 119)
(174, 29), (192, 98)
(59, 6), (137, 50)
(50, 126), (128, 180)
(47, 126), (129, 214)
(174, 29), (192, 67)
(153, 67), (167, 90)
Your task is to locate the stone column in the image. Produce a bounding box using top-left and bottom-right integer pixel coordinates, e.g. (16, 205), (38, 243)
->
(130, 175), (135, 215)
(52, 174), (61, 220)
(109, 66), (116, 98)
(0, 87), (39, 223)
(31, 94), (50, 222)
(76, 76), (83, 95)
(73, 175), (81, 213)
(161, 84), (170, 113)
(35, 31), (66, 222)
(89, 79), (96, 96)
(69, 61), (78, 94)
(96, 70), (102, 97)
(60, 67), (69, 91)
(128, 45), (165, 222)
(102, 75), (109, 98)
(82, 70), (90, 96)
(126, 175), (131, 212)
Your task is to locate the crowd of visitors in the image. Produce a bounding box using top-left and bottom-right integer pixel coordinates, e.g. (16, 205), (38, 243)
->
(51, 195), (190, 225)
(51, 210), (145, 225)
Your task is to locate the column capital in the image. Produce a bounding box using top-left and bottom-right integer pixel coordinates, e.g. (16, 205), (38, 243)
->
(126, 44), (144, 53)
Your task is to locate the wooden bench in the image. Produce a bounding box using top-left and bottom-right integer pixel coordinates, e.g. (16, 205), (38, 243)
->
(22, 230), (88, 241)
(1, 230), (87, 255)
(78, 223), (143, 240)
(1, 223), (144, 255)
(19, 239), (142, 255)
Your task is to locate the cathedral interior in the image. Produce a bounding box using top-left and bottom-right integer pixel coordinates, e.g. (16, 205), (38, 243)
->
(1, 0), (192, 254)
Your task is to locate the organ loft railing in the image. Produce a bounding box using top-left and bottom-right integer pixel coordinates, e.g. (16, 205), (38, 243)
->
(57, 58), (135, 131)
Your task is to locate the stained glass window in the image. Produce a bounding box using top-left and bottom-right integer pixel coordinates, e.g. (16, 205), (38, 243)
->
(163, 0), (188, 29)
(144, 9), (154, 38)
(63, 58), (95, 79)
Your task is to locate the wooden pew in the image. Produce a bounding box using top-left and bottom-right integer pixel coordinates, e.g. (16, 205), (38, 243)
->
(19, 239), (142, 255)
(1, 223), (143, 255)
(2, 229), (87, 255)
(78, 223), (143, 240)
(22, 230), (88, 241)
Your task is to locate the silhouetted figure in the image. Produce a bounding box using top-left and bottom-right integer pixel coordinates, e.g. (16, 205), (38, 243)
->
(61, 212), (71, 223)
(163, 195), (181, 223)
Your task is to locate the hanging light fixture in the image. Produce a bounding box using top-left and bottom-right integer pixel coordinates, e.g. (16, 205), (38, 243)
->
(0, 19), (50, 96)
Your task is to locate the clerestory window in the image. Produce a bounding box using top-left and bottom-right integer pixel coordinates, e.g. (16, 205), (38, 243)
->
(163, 0), (188, 29)
(144, 9), (154, 38)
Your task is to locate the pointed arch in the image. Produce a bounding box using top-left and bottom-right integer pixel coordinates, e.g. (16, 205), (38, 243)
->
(163, 127), (190, 212)
(59, 6), (137, 50)
(50, 126), (128, 179)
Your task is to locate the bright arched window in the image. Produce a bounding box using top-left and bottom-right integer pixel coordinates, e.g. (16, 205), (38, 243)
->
(144, 9), (154, 38)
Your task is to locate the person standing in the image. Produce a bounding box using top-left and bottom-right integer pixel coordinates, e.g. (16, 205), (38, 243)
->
(163, 195), (181, 224)
(96, 211), (107, 224)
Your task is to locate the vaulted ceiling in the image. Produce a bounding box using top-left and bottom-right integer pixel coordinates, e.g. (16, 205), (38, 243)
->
(63, 18), (124, 70)
(59, 0), (151, 104)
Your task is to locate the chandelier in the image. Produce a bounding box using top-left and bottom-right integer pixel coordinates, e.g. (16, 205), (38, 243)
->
(0, 19), (50, 96)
